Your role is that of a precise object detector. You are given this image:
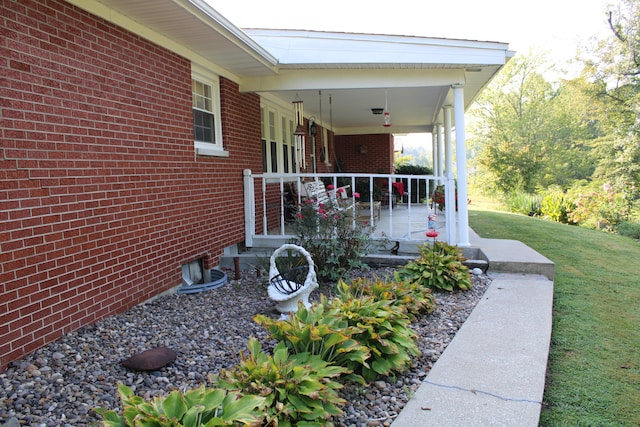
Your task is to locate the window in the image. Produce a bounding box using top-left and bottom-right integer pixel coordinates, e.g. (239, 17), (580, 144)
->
(261, 99), (296, 174)
(192, 66), (225, 157)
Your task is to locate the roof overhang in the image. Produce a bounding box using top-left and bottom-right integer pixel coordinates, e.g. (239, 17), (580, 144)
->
(242, 29), (513, 134)
(71, 2), (513, 135)
(69, 0), (280, 78)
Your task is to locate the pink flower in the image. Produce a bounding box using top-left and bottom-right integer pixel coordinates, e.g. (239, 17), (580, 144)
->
(334, 214), (339, 219)
(327, 184), (335, 190)
(338, 187), (345, 193)
(318, 208), (326, 214)
(353, 192), (360, 199)
(296, 214), (303, 219)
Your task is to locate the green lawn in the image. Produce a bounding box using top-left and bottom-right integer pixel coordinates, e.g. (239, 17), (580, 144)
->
(468, 207), (640, 426)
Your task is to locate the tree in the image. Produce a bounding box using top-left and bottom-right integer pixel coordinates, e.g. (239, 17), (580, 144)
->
(581, 0), (640, 196)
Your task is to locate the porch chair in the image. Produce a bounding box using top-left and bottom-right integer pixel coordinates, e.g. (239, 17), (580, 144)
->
(302, 180), (354, 212)
(267, 244), (318, 314)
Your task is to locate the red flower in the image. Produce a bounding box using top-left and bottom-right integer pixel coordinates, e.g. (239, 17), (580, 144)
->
(327, 184), (335, 190)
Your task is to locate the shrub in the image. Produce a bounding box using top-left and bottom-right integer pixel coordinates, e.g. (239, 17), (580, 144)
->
(568, 188), (631, 231)
(540, 187), (575, 223)
(214, 338), (347, 426)
(254, 299), (370, 383)
(328, 282), (419, 382)
(340, 276), (436, 319)
(503, 191), (542, 216)
(395, 164), (433, 203)
(616, 220), (640, 239)
(395, 241), (472, 292)
(289, 197), (376, 283)
(96, 383), (265, 427)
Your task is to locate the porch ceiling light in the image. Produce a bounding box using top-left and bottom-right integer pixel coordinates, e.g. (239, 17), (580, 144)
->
(371, 108), (384, 115)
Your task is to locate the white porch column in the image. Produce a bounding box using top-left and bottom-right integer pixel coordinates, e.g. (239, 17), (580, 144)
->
(443, 105), (456, 245)
(243, 169), (256, 247)
(432, 130), (439, 178)
(436, 123), (444, 185)
(453, 85), (470, 246)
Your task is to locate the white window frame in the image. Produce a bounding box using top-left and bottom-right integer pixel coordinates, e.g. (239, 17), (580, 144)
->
(261, 98), (296, 174)
(192, 65), (227, 157)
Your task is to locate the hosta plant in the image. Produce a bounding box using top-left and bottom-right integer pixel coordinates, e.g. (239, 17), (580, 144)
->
(328, 282), (419, 382)
(340, 277), (436, 319)
(254, 298), (370, 383)
(395, 241), (472, 292)
(213, 338), (347, 427)
(96, 383), (265, 427)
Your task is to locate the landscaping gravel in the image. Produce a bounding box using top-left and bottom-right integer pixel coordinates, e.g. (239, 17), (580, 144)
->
(0, 267), (490, 427)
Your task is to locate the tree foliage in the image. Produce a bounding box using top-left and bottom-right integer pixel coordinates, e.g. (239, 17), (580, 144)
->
(469, 52), (599, 195)
(582, 0), (640, 196)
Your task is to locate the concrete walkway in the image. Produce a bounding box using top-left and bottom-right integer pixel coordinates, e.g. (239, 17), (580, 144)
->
(392, 234), (554, 426)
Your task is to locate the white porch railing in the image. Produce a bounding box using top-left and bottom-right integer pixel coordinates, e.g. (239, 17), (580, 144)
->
(243, 170), (457, 248)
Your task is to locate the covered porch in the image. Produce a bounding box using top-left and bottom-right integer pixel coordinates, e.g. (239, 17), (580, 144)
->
(240, 29), (513, 250)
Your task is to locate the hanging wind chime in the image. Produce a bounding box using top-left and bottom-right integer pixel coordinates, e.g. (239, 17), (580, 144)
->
(292, 94), (306, 170)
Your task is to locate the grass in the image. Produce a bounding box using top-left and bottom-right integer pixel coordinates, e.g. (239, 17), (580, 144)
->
(468, 207), (640, 426)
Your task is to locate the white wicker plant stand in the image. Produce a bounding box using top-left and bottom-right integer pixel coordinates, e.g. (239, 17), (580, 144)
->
(268, 244), (318, 314)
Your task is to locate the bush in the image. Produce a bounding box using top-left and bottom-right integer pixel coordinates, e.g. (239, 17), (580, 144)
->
(395, 164), (433, 204)
(328, 282), (419, 382)
(96, 383), (265, 427)
(567, 188), (632, 231)
(340, 276), (436, 319)
(503, 191), (542, 216)
(395, 241), (472, 292)
(540, 187), (575, 223)
(289, 197), (376, 283)
(214, 338), (347, 426)
(616, 221), (640, 239)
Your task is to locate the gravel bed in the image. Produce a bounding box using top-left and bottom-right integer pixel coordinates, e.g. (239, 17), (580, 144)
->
(0, 267), (490, 427)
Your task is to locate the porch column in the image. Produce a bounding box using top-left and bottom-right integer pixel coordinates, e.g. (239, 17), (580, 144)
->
(443, 105), (456, 245)
(432, 130), (439, 179)
(453, 85), (470, 246)
(436, 123), (444, 185)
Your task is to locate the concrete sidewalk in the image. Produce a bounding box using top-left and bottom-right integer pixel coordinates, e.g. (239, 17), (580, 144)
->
(392, 273), (553, 426)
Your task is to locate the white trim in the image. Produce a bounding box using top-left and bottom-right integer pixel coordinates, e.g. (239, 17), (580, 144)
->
(192, 65), (224, 155)
(260, 98), (296, 173)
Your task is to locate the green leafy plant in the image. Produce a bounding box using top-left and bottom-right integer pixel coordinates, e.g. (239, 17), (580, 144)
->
(213, 338), (347, 427)
(540, 186), (575, 224)
(254, 299), (370, 383)
(289, 197), (376, 283)
(96, 383), (265, 427)
(328, 282), (420, 382)
(395, 241), (472, 292)
(340, 276), (436, 319)
(616, 220), (640, 239)
(503, 191), (542, 216)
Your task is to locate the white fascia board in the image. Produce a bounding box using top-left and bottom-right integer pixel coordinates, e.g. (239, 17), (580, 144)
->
(240, 68), (466, 92)
(246, 29), (509, 66)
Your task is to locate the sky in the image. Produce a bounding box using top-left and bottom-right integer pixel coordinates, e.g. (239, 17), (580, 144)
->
(207, 0), (615, 70)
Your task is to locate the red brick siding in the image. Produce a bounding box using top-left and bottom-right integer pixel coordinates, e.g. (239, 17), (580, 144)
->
(0, 0), (262, 370)
(335, 134), (394, 174)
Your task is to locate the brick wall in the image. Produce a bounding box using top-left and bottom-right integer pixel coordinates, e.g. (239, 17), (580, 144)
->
(0, 0), (262, 370)
(335, 134), (394, 174)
